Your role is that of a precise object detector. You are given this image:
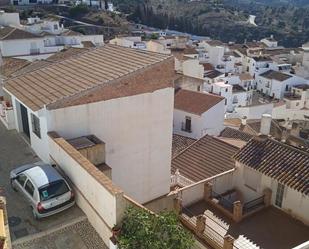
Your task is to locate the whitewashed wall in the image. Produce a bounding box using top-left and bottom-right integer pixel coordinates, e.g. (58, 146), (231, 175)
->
(48, 88), (174, 204)
(48, 136), (124, 245)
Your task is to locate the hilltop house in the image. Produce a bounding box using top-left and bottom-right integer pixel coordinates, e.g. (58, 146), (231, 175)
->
(173, 89), (225, 139)
(261, 35), (278, 48)
(3, 45), (175, 204)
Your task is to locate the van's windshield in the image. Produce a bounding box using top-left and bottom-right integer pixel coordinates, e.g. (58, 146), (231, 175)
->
(39, 180), (69, 201)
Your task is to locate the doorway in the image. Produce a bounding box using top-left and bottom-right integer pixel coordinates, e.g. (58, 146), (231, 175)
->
(20, 104), (30, 138)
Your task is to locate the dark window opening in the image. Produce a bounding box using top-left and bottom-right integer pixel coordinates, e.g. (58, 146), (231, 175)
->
(31, 114), (41, 138)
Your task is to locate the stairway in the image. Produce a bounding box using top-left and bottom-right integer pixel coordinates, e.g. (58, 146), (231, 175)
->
(234, 235), (261, 249)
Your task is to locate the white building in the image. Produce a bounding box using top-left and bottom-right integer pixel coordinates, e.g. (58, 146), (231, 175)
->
(233, 132), (309, 225)
(173, 89), (225, 139)
(273, 84), (309, 120)
(109, 36), (146, 50)
(146, 40), (171, 54)
(3, 45), (175, 204)
(205, 81), (252, 113)
(245, 56), (273, 77)
(256, 70), (307, 99)
(261, 35), (278, 48)
(11, 0), (52, 5)
(0, 27), (103, 61)
(0, 11), (20, 27)
(24, 17), (65, 35)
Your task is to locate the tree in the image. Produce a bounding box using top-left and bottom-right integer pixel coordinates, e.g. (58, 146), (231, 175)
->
(117, 207), (194, 249)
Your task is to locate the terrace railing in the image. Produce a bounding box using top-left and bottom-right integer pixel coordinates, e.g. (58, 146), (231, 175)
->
(212, 190), (234, 213)
(243, 195), (265, 214)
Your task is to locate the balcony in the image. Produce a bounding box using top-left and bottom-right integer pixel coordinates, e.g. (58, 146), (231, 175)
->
(0, 101), (15, 130)
(171, 170), (194, 189)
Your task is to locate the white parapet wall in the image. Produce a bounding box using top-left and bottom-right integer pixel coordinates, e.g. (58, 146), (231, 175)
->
(48, 132), (127, 245)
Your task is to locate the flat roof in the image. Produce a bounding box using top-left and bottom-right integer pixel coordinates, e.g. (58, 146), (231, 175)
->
(4, 44), (173, 111)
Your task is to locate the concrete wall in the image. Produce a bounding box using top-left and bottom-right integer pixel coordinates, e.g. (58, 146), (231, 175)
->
(48, 135), (126, 245)
(48, 87), (174, 204)
(0, 12), (20, 26)
(235, 103), (273, 120)
(183, 59), (204, 79)
(181, 183), (204, 207)
(173, 109), (202, 139)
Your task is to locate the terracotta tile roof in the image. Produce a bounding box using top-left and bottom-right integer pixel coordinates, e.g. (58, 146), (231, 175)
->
(81, 41), (95, 48)
(0, 27), (40, 40)
(246, 119), (283, 140)
(183, 47), (198, 55)
(172, 134), (196, 158)
(201, 63), (214, 71)
(216, 137), (247, 148)
(233, 136), (309, 195)
(220, 127), (253, 142)
(46, 47), (90, 62)
(4, 45), (173, 111)
(206, 40), (225, 46)
(224, 118), (242, 128)
(174, 89), (224, 115)
(260, 70), (292, 82)
(171, 135), (239, 182)
(0, 58), (30, 78)
(11, 60), (52, 77)
(239, 73), (253, 81)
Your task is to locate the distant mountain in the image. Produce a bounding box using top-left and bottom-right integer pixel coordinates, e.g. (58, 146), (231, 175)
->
(113, 0), (309, 47)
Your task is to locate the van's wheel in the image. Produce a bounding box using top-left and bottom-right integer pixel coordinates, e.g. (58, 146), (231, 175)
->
(31, 207), (39, 220)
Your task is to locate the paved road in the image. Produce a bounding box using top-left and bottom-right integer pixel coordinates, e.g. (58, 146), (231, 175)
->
(0, 123), (85, 242)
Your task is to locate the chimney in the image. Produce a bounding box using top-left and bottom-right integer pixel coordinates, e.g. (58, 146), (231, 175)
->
(241, 116), (247, 126)
(260, 114), (272, 136)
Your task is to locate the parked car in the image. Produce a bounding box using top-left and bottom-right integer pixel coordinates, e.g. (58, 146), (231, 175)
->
(10, 162), (75, 219)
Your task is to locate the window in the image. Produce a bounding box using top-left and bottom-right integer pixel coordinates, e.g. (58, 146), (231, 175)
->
(182, 116), (192, 133)
(275, 183), (285, 208)
(25, 180), (35, 197)
(54, 24), (58, 30)
(197, 86), (201, 92)
(17, 174), (27, 187)
(243, 167), (261, 191)
(296, 102), (299, 106)
(31, 114), (41, 138)
(39, 180), (69, 201)
(225, 99), (227, 105)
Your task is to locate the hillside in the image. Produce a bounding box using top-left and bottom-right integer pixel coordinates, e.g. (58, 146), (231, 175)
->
(113, 0), (309, 47)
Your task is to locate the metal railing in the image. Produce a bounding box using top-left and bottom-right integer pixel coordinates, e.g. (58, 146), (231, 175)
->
(243, 195), (264, 214)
